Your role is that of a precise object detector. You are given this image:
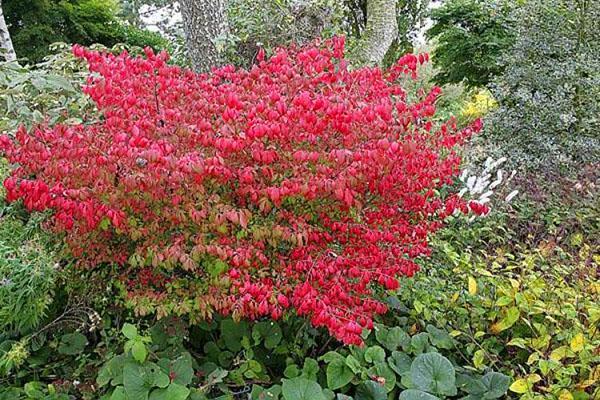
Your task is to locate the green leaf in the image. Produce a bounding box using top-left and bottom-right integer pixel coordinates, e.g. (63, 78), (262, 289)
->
(123, 363), (152, 400)
(132, 341), (148, 363)
(206, 368), (228, 385)
(364, 346), (386, 364)
(345, 355), (362, 374)
(251, 384), (282, 400)
(284, 364), (300, 378)
(388, 351), (412, 376)
(207, 259), (229, 277)
(320, 351), (345, 364)
(481, 372), (511, 399)
(149, 383), (190, 400)
(110, 387), (127, 400)
(409, 333), (430, 354)
(97, 355), (126, 387)
(398, 389), (441, 400)
(425, 325), (454, 350)
(354, 381), (386, 400)
(410, 353), (457, 396)
(326, 359), (354, 390)
(375, 325), (410, 351)
(122, 323), (138, 340)
(301, 358), (319, 380)
(220, 319), (249, 352)
(368, 363), (396, 392)
(281, 378), (326, 400)
(252, 321), (282, 349)
(456, 373), (486, 395)
(23, 382), (44, 398)
(490, 307), (520, 334)
(151, 367), (170, 389)
(157, 352), (194, 386)
(58, 332), (88, 355)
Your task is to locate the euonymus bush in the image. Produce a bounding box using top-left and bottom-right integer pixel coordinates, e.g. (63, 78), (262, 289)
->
(0, 39), (488, 345)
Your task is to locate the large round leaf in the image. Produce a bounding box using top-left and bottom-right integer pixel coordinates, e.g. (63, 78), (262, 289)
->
(58, 332), (88, 355)
(157, 352), (194, 386)
(281, 378), (326, 400)
(354, 381), (386, 400)
(481, 372), (511, 399)
(149, 383), (190, 400)
(375, 325), (410, 351)
(326, 359), (354, 390)
(388, 351), (412, 376)
(252, 321), (283, 349)
(398, 389), (441, 400)
(367, 363), (396, 392)
(410, 353), (457, 396)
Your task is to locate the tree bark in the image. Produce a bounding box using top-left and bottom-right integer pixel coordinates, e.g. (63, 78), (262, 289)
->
(179, 0), (228, 72)
(0, 0), (16, 62)
(350, 0), (398, 66)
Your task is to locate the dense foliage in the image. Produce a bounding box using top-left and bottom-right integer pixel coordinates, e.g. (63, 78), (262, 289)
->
(3, 0), (168, 63)
(223, 0), (431, 68)
(0, 1), (598, 399)
(484, 0), (600, 172)
(427, 0), (517, 88)
(0, 38), (488, 345)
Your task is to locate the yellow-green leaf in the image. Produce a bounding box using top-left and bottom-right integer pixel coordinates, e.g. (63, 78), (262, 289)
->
(558, 390), (574, 400)
(473, 349), (485, 369)
(550, 346), (574, 361)
(526, 353), (539, 365)
(496, 296), (513, 306)
(509, 379), (529, 394)
(570, 333), (585, 352)
(507, 338), (527, 349)
(468, 276), (477, 295)
(490, 307), (520, 334)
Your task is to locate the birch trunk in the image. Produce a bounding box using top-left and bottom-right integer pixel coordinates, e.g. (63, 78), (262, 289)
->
(0, 0), (16, 62)
(350, 0), (398, 66)
(179, 0), (228, 72)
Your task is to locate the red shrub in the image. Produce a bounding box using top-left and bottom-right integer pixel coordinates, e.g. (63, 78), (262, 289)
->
(0, 38), (480, 344)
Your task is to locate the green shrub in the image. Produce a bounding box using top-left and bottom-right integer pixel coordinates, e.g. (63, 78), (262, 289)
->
(484, 0), (600, 173)
(394, 207), (600, 400)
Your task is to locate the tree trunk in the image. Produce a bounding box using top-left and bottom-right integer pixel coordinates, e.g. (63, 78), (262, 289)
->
(179, 0), (228, 72)
(350, 0), (398, 66)
(0, 0), (16, 62)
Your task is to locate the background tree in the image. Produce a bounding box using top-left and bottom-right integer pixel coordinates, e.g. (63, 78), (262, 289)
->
(0, 0), (16, 61)
(117, 0), (426, 69)
(179, 0), (228, 72)
(347, 0), (398, 65)
(427, 0), (517, 87)
(345, 0), (430, 65)
(3, 0), (168, 63)
(223, 0), (339, 67)
(484, 0), (600, 172)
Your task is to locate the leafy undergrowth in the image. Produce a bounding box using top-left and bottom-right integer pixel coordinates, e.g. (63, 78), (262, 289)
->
(1, 180), (598, 399)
